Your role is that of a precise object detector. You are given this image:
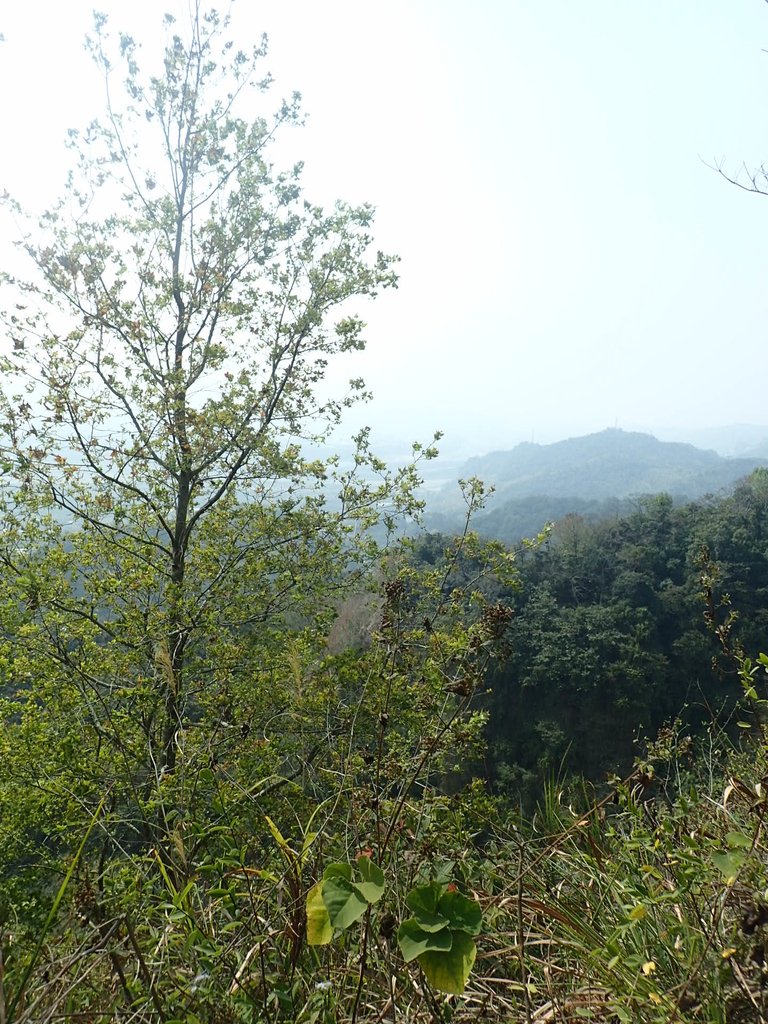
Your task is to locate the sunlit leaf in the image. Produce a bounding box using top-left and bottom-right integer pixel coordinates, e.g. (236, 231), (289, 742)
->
(354, 854), (385, 903)
(418, 931), (476, 994)
(712, 850), (746, 881)
(306, 881), (332, 945)
(322, 875), (368, 930)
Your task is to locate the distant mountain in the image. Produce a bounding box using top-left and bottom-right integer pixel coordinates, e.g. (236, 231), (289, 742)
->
(425, 429), (768, 542)
(449, 429), (767, 502)
(652, 423), (768, 458)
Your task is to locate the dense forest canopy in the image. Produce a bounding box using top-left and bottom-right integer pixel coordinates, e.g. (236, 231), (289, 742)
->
(483, 472), (768, 800)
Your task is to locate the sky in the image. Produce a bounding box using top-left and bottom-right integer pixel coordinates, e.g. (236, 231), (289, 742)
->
(1, 2), (768, 458)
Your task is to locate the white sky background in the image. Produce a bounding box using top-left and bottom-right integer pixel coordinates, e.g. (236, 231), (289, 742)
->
(1, 1), (767, 458)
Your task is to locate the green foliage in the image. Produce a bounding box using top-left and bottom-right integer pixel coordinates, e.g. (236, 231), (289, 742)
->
(0, 471), (514, 1018)
(307, 855), (385, 941)
(484, 474), (768, 802)
(307, 859), (484, 996)
(398, 883), (482, 993)
(4, 3), (768, 1023)
(0, 0), (415, 913)
(3, 794), (108, 1021)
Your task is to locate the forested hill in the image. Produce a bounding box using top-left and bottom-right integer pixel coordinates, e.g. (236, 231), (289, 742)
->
(452, 429), (767, 501)
(425, 429), (768, 542)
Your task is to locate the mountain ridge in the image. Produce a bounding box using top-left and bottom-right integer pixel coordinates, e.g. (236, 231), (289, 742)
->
(425, 429), (768, 541)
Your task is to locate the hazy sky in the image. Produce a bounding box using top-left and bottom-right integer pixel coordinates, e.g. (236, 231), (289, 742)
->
(1, 2), (767, 456)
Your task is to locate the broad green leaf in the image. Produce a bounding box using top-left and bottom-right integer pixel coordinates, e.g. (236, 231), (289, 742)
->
(406, 882), (444, 918)
(408, 908), (450, 932)
(322, 862), (353, 882)
(306, 881), (332, 945)
(397, 918), (452, 962)
(322, 875), (368, 930)
(712, 850), (746, 881)
(438, 890), (482, 935)
(355, 855), (385, 903)
(418, 931), (477, 994)
(726, 831), (752, 849)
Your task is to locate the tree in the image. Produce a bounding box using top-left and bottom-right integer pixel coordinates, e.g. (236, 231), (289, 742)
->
(0, 2), (418, 864)
(0, 10), (533, 1018)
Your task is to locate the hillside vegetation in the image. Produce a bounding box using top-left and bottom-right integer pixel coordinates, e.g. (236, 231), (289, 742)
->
(426, 429), (768, 545)
(5, 461), (767, 1021)
(2, 5), (768, 1022)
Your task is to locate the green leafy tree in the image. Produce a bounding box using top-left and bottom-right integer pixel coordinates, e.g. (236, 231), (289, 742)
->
(0, 2), (418, 885)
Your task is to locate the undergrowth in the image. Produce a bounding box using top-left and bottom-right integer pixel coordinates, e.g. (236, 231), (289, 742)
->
(3, 538), (768, 1021)
(4, 713), (768, 1021)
